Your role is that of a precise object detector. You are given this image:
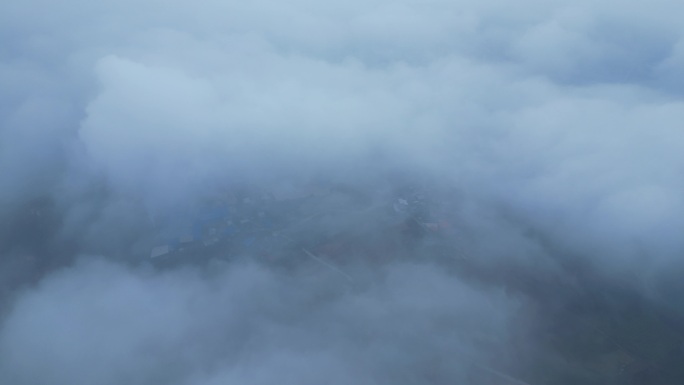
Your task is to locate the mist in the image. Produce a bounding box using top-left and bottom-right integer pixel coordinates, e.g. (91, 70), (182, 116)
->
(2, 0), (684, 384)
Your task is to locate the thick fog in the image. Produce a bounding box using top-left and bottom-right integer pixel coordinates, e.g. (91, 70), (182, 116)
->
(2, 0), (684, 384)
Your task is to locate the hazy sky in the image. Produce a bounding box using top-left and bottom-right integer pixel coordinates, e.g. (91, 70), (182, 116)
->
(1, 0), (684, 384)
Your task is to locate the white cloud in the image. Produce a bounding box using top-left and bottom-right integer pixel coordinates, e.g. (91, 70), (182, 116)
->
(3, 0), (684, 383)
(0, 259), (516, 385)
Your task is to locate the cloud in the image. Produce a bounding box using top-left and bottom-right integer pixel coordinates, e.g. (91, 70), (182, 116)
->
(0, 258), (518, 385)
(2, 0), (684, 383)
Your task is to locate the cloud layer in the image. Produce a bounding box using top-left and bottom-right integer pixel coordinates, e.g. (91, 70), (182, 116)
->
(1, 259), (519, 385)
(2, 0), (684, 384)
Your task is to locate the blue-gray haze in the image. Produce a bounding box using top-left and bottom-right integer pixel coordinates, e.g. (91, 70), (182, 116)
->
(1, 1), (684, 384)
